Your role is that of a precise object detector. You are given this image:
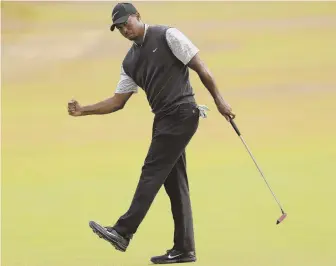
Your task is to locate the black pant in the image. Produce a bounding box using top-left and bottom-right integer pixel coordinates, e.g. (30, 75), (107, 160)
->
(113, 102), (200, 252)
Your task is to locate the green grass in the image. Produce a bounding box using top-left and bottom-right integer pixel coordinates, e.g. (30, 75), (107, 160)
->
(2, 1), (336, 266)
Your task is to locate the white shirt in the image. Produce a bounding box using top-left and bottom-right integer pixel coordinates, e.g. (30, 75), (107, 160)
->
(115, 24), (199, 94)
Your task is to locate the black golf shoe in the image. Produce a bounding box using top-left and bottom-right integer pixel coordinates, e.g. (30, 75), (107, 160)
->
(89, 220), (131, 252)
(150, 249), (196, 264)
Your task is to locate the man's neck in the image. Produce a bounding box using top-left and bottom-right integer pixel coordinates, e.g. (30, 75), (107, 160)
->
(134, 23), (148, 46)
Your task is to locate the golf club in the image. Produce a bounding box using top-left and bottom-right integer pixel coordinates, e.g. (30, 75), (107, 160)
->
(229, 118), (287, 225)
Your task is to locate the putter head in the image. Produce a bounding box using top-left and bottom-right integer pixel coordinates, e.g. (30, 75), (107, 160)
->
(276, 212), (287, 224)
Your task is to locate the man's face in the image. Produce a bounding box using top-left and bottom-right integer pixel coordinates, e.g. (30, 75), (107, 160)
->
(116, 15), (141, 41)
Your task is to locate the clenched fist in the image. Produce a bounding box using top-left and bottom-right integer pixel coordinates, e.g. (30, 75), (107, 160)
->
(68, 99), (83, 116)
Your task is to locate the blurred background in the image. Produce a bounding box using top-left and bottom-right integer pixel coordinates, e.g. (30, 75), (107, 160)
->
(2, 1), (336, 266)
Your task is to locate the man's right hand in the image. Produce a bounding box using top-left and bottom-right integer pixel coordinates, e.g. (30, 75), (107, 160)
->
(68, 99), (83, 117)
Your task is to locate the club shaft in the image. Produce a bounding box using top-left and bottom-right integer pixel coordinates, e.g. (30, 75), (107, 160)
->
(238, 135), (284, 213)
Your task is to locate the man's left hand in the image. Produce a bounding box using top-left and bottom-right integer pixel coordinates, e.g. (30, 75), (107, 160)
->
(215, 98), (235, 121)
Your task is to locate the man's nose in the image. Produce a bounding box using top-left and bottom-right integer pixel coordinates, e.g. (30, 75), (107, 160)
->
(120, 26), (128, 35)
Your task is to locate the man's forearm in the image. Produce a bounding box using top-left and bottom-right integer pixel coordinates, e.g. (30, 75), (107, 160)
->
(81, 96), (123, 115)
(197, 67), (224, 104)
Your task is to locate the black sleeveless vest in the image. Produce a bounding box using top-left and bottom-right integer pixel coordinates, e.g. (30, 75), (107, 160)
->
(122, 25), (196, 115)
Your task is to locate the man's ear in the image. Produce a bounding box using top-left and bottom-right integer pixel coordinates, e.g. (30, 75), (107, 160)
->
(136, 12), (141, 21)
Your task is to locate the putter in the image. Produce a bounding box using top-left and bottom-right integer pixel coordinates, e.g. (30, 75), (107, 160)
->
(229, 118), (287, 225)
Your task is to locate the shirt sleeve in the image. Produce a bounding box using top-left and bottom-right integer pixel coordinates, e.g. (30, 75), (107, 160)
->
(115, 66), (138, 94)
(165, 28), (200, 65)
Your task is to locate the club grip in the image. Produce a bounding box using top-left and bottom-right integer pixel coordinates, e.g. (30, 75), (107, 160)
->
(230, 119), (241, 136)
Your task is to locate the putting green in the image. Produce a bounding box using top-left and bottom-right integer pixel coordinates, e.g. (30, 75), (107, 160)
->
(2, 1), (336, 266)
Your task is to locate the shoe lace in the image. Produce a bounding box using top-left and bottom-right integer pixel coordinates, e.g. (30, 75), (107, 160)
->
(166, 248), (179, 254)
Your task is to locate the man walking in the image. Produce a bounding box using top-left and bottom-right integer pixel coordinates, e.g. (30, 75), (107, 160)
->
(68, 2), (235, 264)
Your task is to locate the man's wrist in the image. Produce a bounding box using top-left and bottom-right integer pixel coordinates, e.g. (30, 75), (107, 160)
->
(80, 105), (93, 115)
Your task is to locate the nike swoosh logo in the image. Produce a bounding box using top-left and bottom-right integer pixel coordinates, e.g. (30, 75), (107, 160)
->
(112, 11), (119, 19)
(168, 253), (183, 259)
(153, 48), (158, 52)
(106, 230), (118, 238)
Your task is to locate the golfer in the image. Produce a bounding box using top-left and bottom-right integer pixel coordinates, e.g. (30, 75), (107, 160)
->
(68, 2), (235, 264)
